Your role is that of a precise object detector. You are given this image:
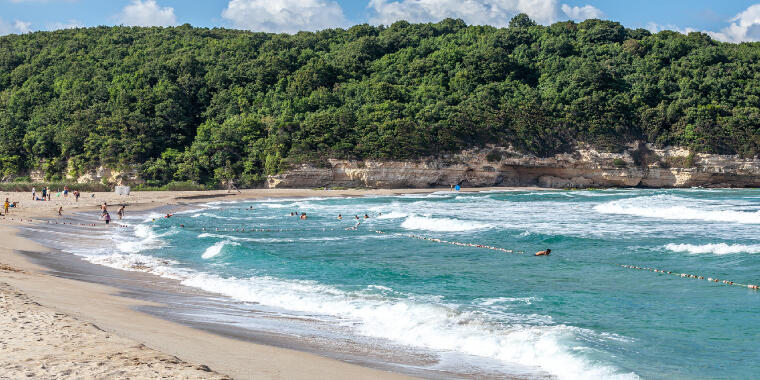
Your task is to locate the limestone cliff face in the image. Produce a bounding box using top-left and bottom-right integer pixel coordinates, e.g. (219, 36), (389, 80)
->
(266, 144), (760, 189)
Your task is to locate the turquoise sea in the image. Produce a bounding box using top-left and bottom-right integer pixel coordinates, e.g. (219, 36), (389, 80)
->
(47, 189), (760, 379)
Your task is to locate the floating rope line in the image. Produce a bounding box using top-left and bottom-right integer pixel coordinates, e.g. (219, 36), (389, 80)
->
(1, 217), (126, 227)
(620, 265), (759, 290)
(373, 230), (526, 254)
(201, 227), (344, 233)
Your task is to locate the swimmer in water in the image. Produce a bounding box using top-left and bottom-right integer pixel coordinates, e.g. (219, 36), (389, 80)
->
(535, 249), (551, 256)
(364, 214), (369, 219)
(337, 214), (342, 220)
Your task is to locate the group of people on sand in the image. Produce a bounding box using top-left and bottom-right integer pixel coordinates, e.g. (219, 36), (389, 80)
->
(31, 186), (81, 202)
(98, 202), (126, 225)
(3, 198), (16, 215)
(32, 187), (51, 201)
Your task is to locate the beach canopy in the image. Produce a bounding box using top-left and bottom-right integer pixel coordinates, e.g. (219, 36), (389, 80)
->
(114, 186), (130, 195)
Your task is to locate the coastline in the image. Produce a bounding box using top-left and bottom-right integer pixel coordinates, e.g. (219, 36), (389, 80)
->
(0, 187), (536, 379)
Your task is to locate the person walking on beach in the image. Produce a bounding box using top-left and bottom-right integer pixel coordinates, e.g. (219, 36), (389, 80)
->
(74, 190), (80, 202)
(117, 205), (125, 220)
(101, 202), (108, 217)
(58, 206), (63, 216)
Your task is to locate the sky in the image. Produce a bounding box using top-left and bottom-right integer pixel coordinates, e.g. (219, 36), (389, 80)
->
(2, 0), (760, 43)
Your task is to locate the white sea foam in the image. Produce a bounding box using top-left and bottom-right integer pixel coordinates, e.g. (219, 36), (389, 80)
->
(594, 195), (760, 224)
(664, 243), (760, 255)
(201, 241), (240, 259)
(400, 215), (493, 232)
(376, 211), (408, 219)
(177, 273), (636, 380)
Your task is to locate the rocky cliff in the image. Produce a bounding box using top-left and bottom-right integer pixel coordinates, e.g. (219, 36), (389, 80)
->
(266, 143), (760, 189)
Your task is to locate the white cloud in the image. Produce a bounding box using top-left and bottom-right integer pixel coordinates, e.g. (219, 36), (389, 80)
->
(561, 4), (602, 21)
(0, 18), (32, 35)
(708, 4), (760, 42)
(222, 0), (346, 33)
(117, 0), (177, 27)
(367, 0), (603, 27)
(47, 19), (84, 31)
(645, 4), (760, 43)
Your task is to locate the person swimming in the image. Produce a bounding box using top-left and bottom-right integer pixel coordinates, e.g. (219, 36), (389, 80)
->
(364, 214), (369, 219)
(535, 249), (551, 256)
(337, 214), (342, 220)
(300, 212), (307, 220)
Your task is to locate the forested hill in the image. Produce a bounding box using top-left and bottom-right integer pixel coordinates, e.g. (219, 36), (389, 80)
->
(2, 15), (760, 186)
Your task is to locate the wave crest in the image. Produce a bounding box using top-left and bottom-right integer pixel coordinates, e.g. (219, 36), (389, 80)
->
(664, 243), (760, 255)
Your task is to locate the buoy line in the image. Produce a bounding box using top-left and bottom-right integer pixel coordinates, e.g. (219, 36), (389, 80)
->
(373, 230), (526, 254)
(619, 265), (759, 290)
(0, 217), (128, 228)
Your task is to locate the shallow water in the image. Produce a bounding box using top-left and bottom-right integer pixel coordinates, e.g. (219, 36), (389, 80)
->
(38, 189), (760, 379)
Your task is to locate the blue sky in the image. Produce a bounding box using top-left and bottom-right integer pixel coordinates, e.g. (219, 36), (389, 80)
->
(2, 1), (760, 42)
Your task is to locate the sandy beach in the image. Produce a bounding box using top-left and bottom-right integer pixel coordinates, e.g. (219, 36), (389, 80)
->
(0, 187), (534, 379)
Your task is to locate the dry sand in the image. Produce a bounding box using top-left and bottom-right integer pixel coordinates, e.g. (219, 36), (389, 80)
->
(0, 187), (538, 379)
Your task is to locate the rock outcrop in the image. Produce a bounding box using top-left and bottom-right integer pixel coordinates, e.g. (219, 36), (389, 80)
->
(266, 143), (760, 189)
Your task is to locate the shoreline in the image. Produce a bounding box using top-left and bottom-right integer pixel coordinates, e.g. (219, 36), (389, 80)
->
(0, 187), (537, 379)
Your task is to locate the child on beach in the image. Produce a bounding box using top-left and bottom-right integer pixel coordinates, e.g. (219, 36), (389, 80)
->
(104, 212), (111, 225)
(58, 206), (63, 216)
(4, 198), (9, 214)
(74, 190), (80, 202)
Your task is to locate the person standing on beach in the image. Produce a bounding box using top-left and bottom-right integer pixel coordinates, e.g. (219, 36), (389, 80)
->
(104, 212), (111, 225)
(117, 206), (125, 220)
(74, 190), (80, 202)
(32, 187), (36, 200)
(101, 202), (108, 217)
(4, 198), (9, 214)
(41, 187), (47, 201)
(46, 187), (51, 201)
(58, 206), (63, 216)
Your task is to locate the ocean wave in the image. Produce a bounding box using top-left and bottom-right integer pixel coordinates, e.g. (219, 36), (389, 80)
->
(400, 215), (493, 232)
(664, 243), (760, 255)
(201, 240), (240, 259)
(115, 224), (173, 253)
(58, 222), (635, 379)
(177, 273), (636, 380)
(594, 196), (760, 224)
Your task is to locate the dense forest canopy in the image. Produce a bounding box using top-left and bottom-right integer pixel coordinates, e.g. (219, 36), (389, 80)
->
(2, 15), (760, 186)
